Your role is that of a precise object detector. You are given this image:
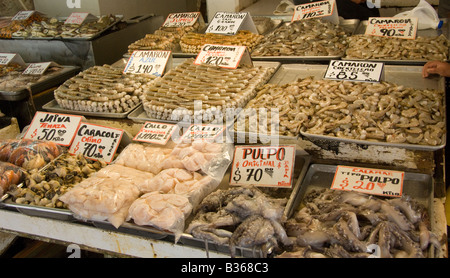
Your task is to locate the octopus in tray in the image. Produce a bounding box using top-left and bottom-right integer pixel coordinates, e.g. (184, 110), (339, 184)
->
(186, 186), (293, 257)
(345, 34), (449, 61)
(237, 77), (445, 146)
(141, 58), (275, 124)
(54, 64), (156, 113)
(251, 18), (350, 57)
(278, 189), (442, 258)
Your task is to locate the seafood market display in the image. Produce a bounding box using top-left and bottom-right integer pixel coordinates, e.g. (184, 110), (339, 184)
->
(0, 139), (65, 170)
(61, 141), (231, 236)
(280, 189), (441, 258)
(127, 21), (204, 54)
(186, 186), (293, 256)
(251, 19), (350, 57)
(11, 15), (119, 39)
(345, 34), (449, 61)
(141, 58), (275, 123)
(0, 161), (25, 196)
(0, 12), (46, 38)
(237, 77), (445, 146)
(180, 30), (263, 54)
(54, 64), (156, 114)
(8, 153), (106, 208)
(0, 64), (62, 92)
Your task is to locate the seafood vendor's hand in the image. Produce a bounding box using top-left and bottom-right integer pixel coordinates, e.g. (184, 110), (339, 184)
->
(422, 61), (450, 78)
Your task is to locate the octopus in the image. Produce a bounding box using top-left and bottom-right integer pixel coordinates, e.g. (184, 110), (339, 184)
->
(141, 58), (275, 124)
(251, 18), (350, 57)
(236, 77), (445, 146)
(278, 189), (443, 258)
(186, 186), (293, 257)
(54, 64), (156, 113)
(345, 34), (449, 61)
(8, 153), (106, 208)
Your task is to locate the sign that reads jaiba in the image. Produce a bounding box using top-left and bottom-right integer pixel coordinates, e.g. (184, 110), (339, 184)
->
(24, 111), (82, 146)
(69, 122), (123, 163)
(324, 60), (384, 82)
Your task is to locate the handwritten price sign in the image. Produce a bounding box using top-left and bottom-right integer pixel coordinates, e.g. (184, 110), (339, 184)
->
(162, 12), (201, 28)
(331, 165), (404, 197)
(366, 17), (418, 39)
(230, 145), (296, 188)
(124, 50), (171, 76)
(133, 121), (177, 145)
(292, 0), (335, 21)
(194, 44), (251, 69)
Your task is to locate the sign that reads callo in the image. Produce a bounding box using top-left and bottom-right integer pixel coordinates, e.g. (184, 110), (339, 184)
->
(133, 121), (177, 145)
(24, 111), (82, 146)
(180, 124), (225, 141)
(69, 122), (123, 163)
(230, 145), (296, 188)
(331, 165), (404, 197)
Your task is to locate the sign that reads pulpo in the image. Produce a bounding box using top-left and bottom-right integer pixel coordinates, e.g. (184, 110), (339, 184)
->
(24, 111), (82, 146)
(331, 165), (404, 197)
(230, 145), (296, 188)
(324, 60), (384, 82)
(365, 17), (418, 39)
(69, 122), (123, 163)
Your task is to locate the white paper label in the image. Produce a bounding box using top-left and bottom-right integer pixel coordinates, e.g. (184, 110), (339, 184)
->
(22, 62), (52, 75)
(194, 44), (251, 69)
(64, 12), (96, 24)
(180, 124), (225, 141)
(230, 145), (296, 188)
(12, 11), (35, 21)
(206, 12), (249, 35)
(69, 122), (123, 163)
(162, 12), (200, 28)
(0, 53), (26, 67)
(331, 165), (404, 197)
(124, 50), (171, 76)
(365, 17), (418, 39)
(324, 60), (384, 82)
(133, 121), (177, 145)
(292, 0), (335, 21)
(24, 112), (82, 146)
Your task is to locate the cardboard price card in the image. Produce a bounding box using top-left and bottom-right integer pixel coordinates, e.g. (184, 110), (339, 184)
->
(206, 12), (257, 35)
(292, 0), (335, 21)
(324, 60), (384, 82)
(11, 11), (35, 21)
(69, 122), (123, 163)
(124, 50), (172, 76)
(230, 145), (296, 188)
(194, 44), (252, 69)
(22, 62), (59, 75)
(180, 124), (225, 141)
(0, 53), (26, 67)
(331, 165), (404, 197)
(24, 111), (82, 146)
(365, 17), (418, 39)
(64, 12), (97, 25)
(162, 12), (201, 28)
(133, 121), (177, 145)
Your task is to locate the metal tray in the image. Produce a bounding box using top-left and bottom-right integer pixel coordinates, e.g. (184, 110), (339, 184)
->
(0, 65), (80, 101)
(269, 63), (446, 150)
(11, 15), (123, 41)
(250, 19), (360, 62)
(343, 20), (449, 65)
(1, 200), (75, 221)
(43, 99), (141, 119)
(289, 164), (433, 219)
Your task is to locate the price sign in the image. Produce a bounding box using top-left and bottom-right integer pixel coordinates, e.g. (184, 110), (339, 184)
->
(365, 17), (418, 39)
(331, 165), (404, 197)
(24, 111), (82, 146)
(162, 12), (201, 28)
(324, 60), (384, 82)
(124, 50), (171, 76)
(230, 145), (296, 188)
(206, 12), (257, 35)
(180, 124), (225, 141)
(69, 122), (123, 163)
(12, 11), (35, 21)
(22, 62), (57, 75)
(0, 53), (26, 67)
(292, 0), (336, 22)
(133, 121), (177, 145)
(194, 44), (252, 69)
(64, 12), (97, 25)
